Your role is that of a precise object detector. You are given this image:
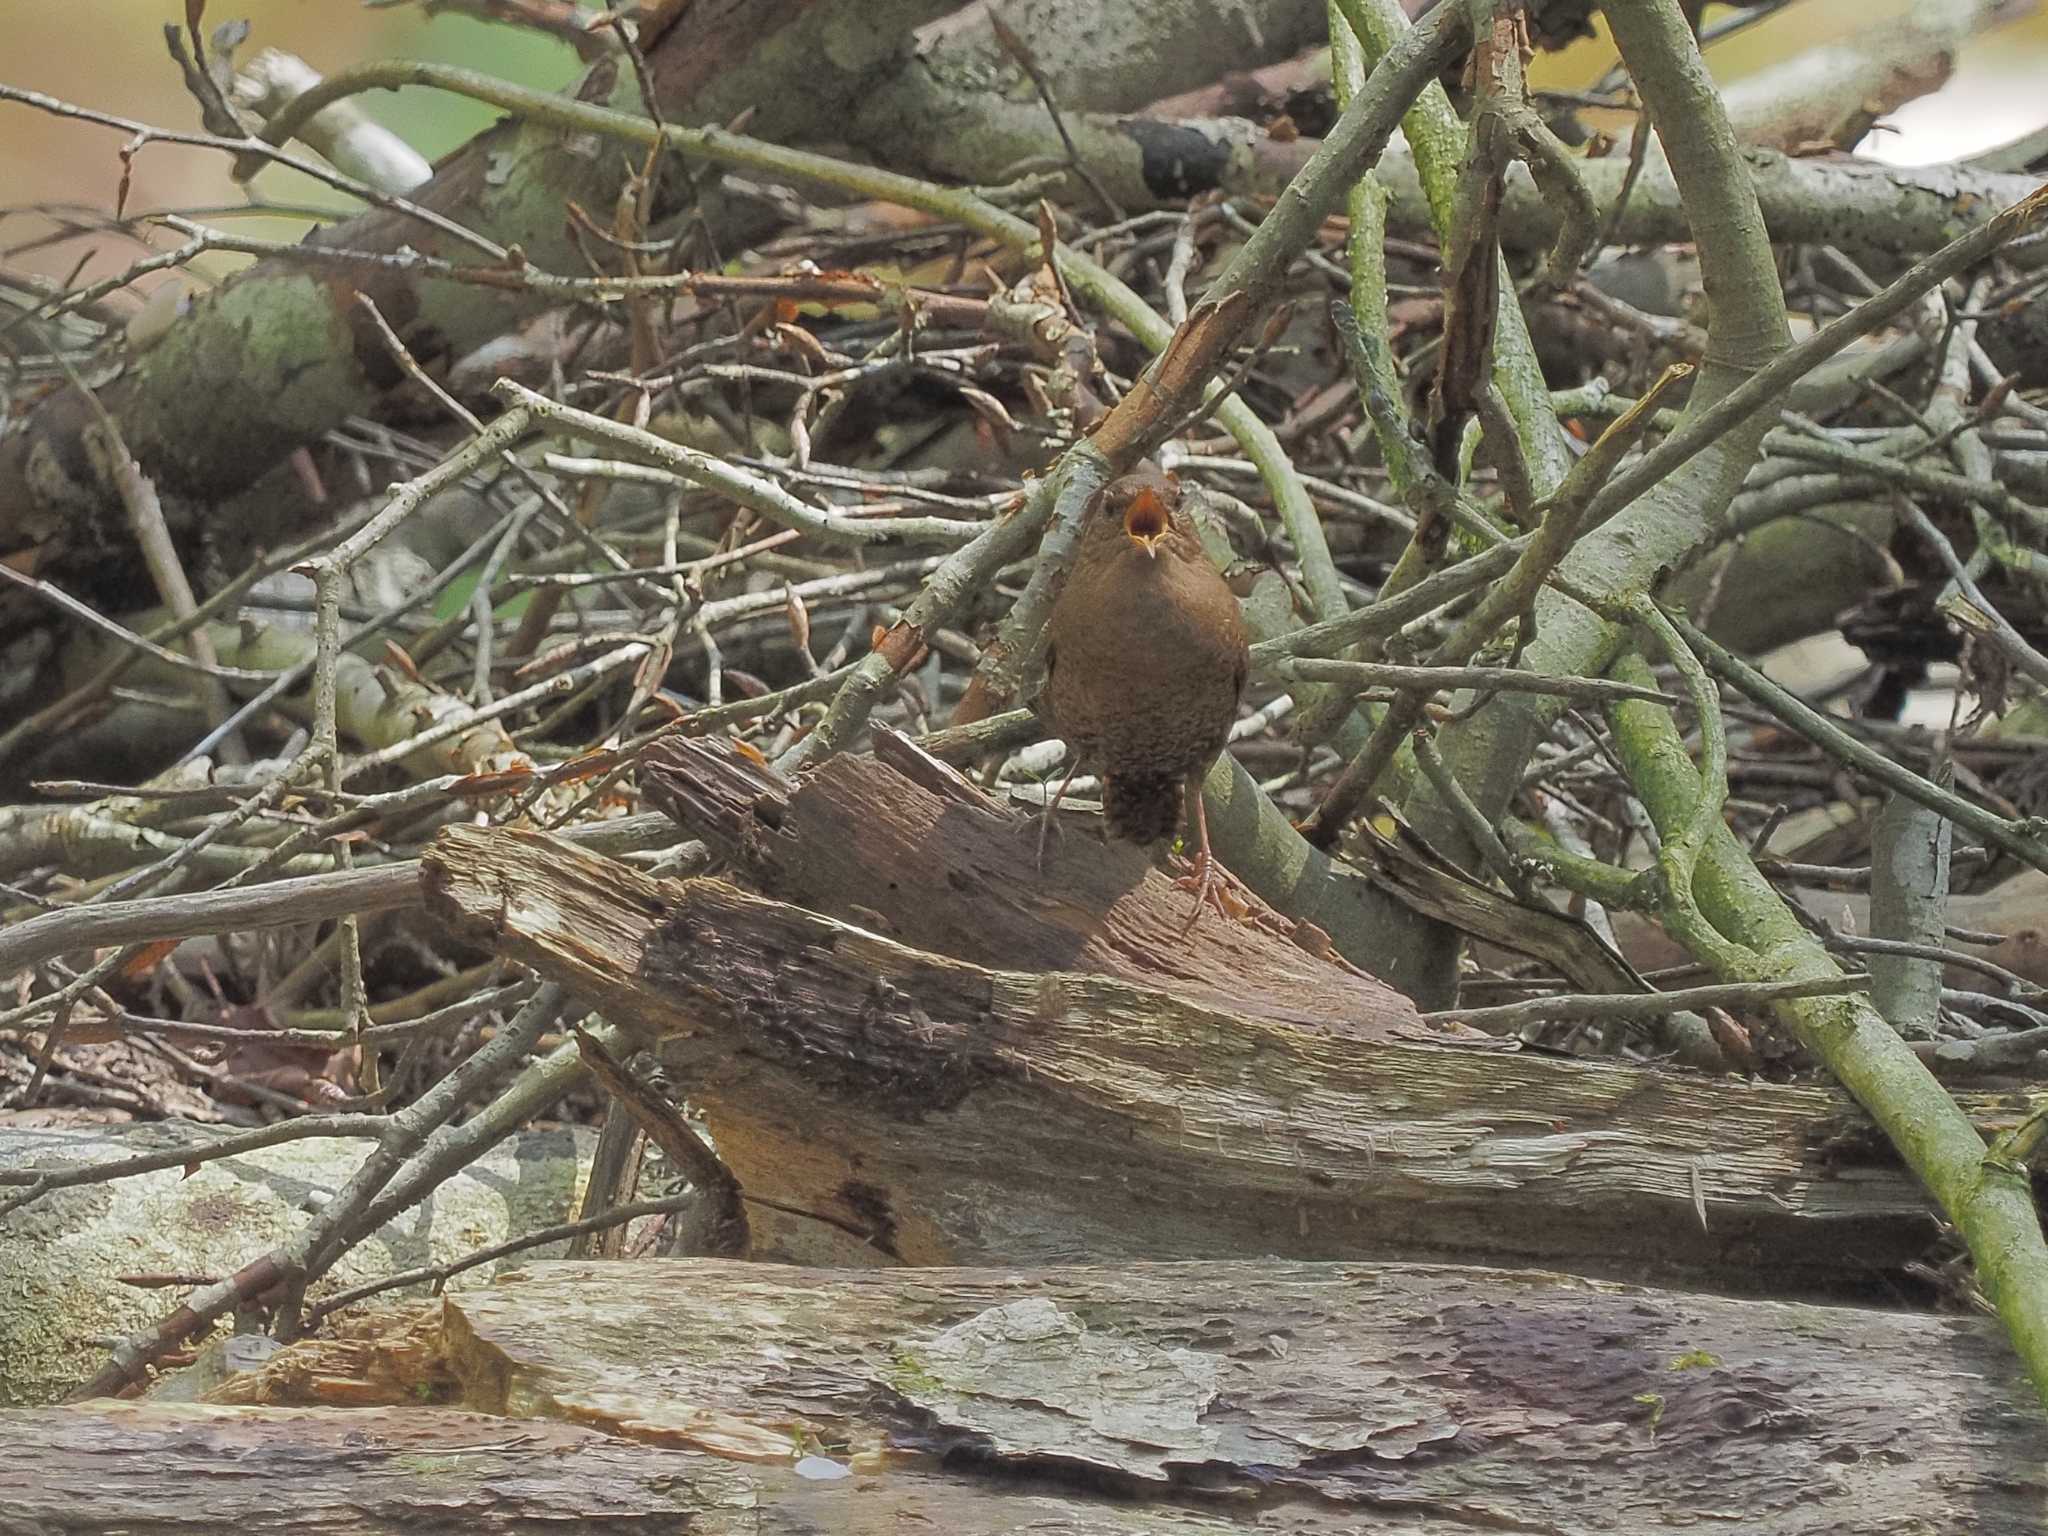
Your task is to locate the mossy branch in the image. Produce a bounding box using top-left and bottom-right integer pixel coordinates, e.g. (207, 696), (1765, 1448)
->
(1605, 647), (2048, 1413)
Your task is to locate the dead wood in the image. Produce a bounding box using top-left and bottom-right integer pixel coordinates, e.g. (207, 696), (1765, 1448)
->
(0, 0), (960, 590)
(417, 788), (2017, 1293)
(15, 1257), (2034, 1535)
(0, 1400), (930, 1535)
(639, 731), (1427, 1037)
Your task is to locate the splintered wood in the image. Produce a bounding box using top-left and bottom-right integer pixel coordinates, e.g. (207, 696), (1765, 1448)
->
(419, 740), (1975, 1288)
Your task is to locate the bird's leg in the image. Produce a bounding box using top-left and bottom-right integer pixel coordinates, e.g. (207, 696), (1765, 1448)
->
(1171, 773), (1232, 930)
(1034, 756), (1083, 874)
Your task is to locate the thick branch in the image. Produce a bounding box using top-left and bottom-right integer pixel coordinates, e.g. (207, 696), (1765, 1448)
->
(0, 0), (956, 578)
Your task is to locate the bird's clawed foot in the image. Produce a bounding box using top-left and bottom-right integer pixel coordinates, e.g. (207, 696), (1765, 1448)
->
(1170, 778), (1254, 932)
(1170, 846), (1234, 931)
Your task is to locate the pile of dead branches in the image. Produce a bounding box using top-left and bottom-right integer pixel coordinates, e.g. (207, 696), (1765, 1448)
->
(3, 0), (2048, 1492)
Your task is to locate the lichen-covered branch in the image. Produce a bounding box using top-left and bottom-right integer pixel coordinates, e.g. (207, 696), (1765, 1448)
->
(1604, 648), (2048, 1413)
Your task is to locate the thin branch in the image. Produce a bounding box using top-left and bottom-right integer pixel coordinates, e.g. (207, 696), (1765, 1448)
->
(1425, 974), (1872, 1030)
(1669, 608), (2048, 876)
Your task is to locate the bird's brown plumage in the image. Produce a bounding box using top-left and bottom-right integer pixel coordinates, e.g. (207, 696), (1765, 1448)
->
(1041, 466), (1249, 883)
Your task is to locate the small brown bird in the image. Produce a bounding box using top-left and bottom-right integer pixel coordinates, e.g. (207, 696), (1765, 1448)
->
(1040, 465), (1250, 924)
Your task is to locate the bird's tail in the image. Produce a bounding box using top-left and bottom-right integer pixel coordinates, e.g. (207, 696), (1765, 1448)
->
(1102, 772), (1184, 847)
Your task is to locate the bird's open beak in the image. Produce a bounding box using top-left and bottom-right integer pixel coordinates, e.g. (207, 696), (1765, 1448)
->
(1123, 487), (1169, 559)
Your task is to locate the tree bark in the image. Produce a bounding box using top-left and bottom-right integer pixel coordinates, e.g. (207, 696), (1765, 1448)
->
(413, 743), (2028, 1293)
(640, 731), (1424, 1034)
(9, 1256), (2040, 1534)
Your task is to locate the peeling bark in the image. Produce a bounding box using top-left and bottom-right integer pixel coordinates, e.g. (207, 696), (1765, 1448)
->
(413, 743), (2026, 1292)
(13, 1257), (2036, 1534)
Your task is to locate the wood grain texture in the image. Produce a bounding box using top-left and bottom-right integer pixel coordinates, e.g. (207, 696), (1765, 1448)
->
(418, 812), (1995, 1291)
(437, 1257), (2048, 1535)
(10, 1259), (2042, 1534)
(641, 732), (1425, 1038)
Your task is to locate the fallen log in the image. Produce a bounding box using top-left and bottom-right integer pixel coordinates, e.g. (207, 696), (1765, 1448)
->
(8, 1256), (2039, 1534)
(416, 798), (2020, 1292)
(0, 1400), (932, 1535)
(639, 730), (1428, 1036)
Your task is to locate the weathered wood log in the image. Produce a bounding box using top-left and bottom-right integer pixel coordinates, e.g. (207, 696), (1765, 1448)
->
(13, 1257), (2035, 1534)
(416, 814), (2029, 1293)
(640, 730), (1428, 1037)
(0, 1400), (1061, 1535)
(448, 1259), (2048, 1532)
